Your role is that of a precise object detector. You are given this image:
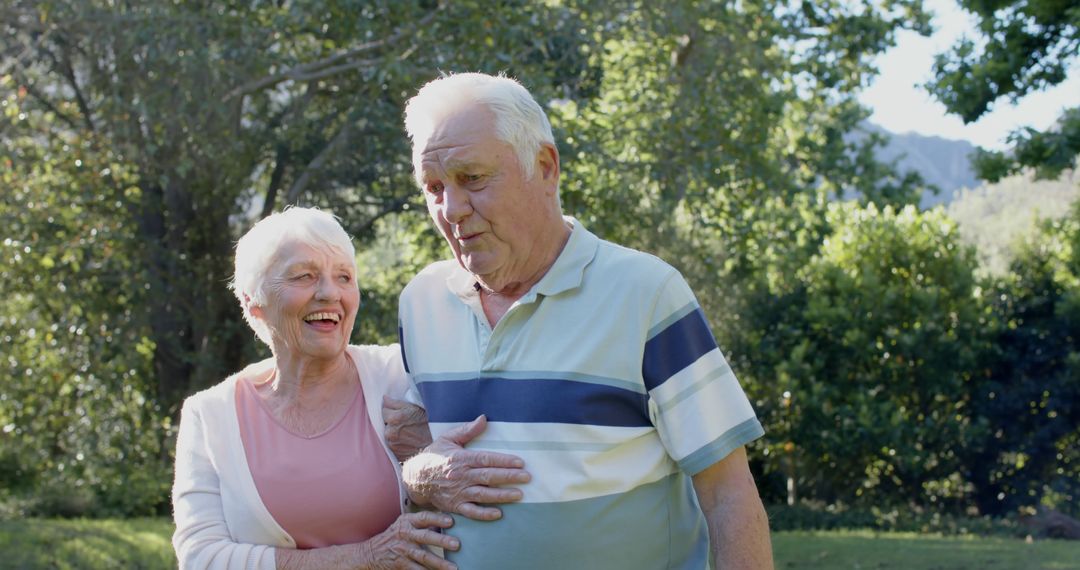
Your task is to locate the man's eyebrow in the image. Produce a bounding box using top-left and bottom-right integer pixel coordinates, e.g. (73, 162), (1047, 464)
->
(419, 155), (487, 183)
(442, 156), (486, 171)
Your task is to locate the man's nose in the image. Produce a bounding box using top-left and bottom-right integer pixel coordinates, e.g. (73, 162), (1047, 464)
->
(442, 184), (473, 225)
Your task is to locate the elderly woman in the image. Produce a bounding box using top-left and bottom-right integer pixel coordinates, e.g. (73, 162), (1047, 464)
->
(172, 207), (458, 569)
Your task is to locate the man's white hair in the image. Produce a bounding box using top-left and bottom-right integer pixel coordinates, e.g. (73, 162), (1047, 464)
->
(229, 206), (356, 347)
(403, 72), (555, 186)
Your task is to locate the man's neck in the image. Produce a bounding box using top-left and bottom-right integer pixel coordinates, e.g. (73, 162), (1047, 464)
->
(476, 218), (573, 326)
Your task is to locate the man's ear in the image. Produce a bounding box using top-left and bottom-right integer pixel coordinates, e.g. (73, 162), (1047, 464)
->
(538, 143), (560, 183)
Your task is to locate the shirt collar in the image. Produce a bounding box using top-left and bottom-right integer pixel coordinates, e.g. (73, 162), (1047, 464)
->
(444, 216), (599, 303)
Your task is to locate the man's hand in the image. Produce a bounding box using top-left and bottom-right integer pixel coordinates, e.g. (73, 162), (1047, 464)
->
(402, 415), (531, 521)
(383, 396), (433, 462)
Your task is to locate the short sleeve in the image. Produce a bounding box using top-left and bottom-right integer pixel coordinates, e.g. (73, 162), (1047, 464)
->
(641, 271), (764, 476)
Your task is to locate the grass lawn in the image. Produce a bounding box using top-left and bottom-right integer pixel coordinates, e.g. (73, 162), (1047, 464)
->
(1, 519), (1078, 569)
(0, 517), (175, 569)
(773, 530), (1080, 569)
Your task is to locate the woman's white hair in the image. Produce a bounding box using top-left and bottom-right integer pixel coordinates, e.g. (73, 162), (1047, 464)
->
(403, 72), (555, 186)
(229, 207), (355, 347)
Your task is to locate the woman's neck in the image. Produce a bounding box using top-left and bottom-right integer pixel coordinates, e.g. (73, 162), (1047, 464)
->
(262, 351), (356, 406)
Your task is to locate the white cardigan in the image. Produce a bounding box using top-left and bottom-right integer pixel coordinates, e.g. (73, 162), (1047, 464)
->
(171, 344), (419, 570)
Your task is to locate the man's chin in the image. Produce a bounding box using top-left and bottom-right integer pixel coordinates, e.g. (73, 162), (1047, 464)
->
(458, 255), (497, 277)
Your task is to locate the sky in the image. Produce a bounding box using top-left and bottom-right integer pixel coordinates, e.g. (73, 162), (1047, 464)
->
(858, 0), (1080, 150)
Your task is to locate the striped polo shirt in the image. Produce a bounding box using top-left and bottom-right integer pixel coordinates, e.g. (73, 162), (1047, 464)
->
(398, 218), (763, 569)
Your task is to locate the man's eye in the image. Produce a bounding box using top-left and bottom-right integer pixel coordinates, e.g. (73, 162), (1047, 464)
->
(293, 273), (313, 281)
(338, 274), (352, 283)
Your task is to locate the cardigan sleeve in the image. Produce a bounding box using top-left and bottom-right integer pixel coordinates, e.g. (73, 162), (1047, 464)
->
(388, 344), (423, 407)
(172, 397), (277, 570)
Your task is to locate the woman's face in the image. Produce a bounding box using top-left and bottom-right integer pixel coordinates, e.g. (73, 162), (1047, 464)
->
(252, 240), (359, 361)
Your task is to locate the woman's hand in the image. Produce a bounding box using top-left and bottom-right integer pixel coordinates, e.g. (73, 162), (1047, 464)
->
(276, 511), (458, 570)
(359, 511), (459, 570)
(383, 396), (432, 462)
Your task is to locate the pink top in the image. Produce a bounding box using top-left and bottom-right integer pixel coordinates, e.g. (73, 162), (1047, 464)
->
(235, 376), (401, 549)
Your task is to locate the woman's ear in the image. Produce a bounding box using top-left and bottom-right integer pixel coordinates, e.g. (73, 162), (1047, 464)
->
(244, 293), (264, 320)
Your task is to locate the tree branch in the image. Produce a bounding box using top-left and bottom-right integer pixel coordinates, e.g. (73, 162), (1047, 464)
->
(286, 57), (381, 83)
(223, 4), (443, 100)
(43, 41), (96, 132)
(260, 145), (289, 219)
(62, 59), (95, 132)
(284, 118), (354, 204)
(17, 77), (82, 131)
(351, 195), (413, 238)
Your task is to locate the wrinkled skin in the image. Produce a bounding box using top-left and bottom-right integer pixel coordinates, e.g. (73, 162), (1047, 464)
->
(383, 396), (433, 462)
(359, 511), (459, 570)
(402, 416), (532, 521)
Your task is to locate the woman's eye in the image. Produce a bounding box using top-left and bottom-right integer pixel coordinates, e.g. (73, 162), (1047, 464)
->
(338, 274), (352, 283)
(294, 273), (313, 281)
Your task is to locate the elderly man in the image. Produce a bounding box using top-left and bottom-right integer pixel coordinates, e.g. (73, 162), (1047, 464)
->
(395, 72), (773, 569)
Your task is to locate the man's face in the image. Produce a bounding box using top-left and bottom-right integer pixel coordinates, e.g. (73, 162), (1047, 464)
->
(417, 105), (557, 290)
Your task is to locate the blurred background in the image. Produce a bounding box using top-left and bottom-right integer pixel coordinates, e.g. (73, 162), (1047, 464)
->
(1, 0), (1078, 565)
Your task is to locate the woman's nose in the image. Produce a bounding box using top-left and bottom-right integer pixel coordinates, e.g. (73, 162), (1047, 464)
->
(314, 275), (340, 301)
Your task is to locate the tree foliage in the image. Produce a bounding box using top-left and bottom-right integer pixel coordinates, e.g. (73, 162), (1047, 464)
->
(727, 203), (988, 508)
(971, 108), (1080, 182)
(947, 168), (1080, 275)
(1, 79), (168, 515)
(965, 204), (1080, 516)
(927, 0), (1080, 180)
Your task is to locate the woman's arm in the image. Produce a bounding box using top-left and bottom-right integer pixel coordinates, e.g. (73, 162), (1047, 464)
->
(174, 399), (459, 570)
(275, 512), (458, 570)
(172, 400), (277, 570)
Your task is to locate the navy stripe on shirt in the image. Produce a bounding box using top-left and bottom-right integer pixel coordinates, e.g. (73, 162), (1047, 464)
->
(417, 377), (650, 427)
(641, 308), (718, 391)
(397, 323), (410, 374)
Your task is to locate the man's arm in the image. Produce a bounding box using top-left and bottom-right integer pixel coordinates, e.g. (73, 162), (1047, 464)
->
(691, 446), (774, 570)
(383, 396), (433, 462)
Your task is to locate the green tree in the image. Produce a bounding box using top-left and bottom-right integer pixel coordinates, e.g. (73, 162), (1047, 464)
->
(966, 204), (1080, 516)
(927, 0), (1080, 181)
(747, 203), (986, 508)
(0, 81), (168, 515)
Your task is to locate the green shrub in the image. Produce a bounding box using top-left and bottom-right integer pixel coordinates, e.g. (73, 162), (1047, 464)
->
(767, 502), (1024, 537)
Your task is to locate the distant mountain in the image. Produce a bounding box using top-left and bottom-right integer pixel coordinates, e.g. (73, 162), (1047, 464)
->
(858, 123), (1080, 275)
(862, 123), (982, 208)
